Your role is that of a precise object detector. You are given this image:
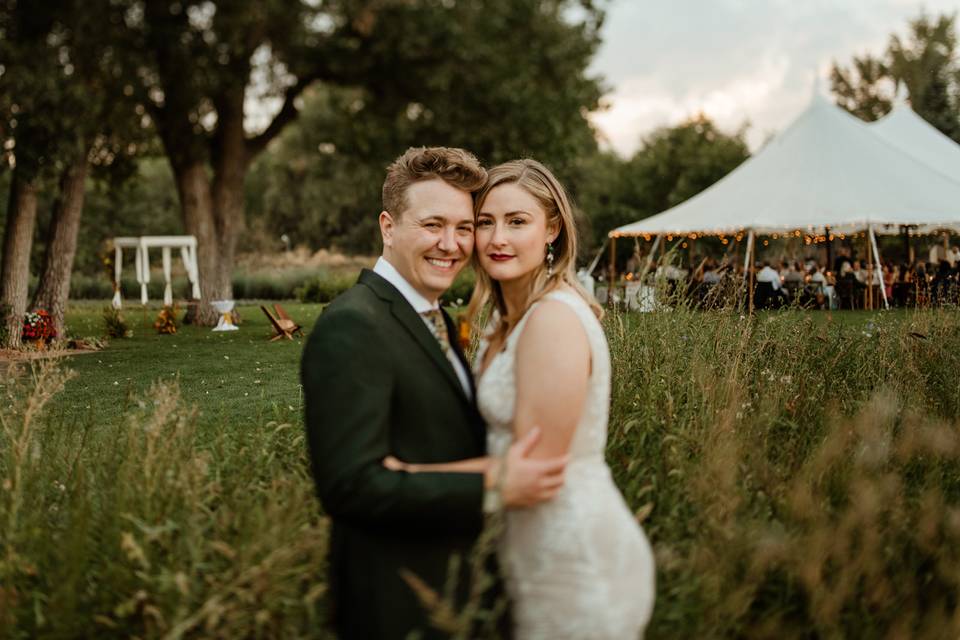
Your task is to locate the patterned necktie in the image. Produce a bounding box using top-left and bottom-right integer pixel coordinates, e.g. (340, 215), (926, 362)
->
(421, 309), (452, 356)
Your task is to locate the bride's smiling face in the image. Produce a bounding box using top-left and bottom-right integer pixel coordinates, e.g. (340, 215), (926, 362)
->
(475, 183), (558, 284)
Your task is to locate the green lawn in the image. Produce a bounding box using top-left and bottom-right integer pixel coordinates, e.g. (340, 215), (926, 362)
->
(51, 302), (323, 431)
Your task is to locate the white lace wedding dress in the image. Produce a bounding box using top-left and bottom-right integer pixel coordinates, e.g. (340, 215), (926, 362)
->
(476, 290), (656, 639)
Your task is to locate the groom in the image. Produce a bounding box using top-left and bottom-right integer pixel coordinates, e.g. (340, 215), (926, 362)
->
(301, 146), (566, 639)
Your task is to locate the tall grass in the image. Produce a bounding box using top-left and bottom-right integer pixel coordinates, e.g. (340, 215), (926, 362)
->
(0, 360), (330, 639)
(606, 305), (960, 638)
(1, 304), (959, 638)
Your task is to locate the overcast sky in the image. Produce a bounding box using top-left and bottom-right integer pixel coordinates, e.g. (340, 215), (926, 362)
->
(588, 0), (960, 155)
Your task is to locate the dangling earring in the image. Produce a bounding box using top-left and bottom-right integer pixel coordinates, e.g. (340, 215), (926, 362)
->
(546, 242), (555, 277)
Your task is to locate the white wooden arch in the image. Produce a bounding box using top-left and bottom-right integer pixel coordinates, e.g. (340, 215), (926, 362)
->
(111, 235), (201, 308)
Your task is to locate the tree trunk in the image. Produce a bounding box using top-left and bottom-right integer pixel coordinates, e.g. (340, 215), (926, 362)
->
(32, 152), (89, 340)
(0, 170), (38, 348)
(173, 161), (224, 325)
(211, 92), (249, 313)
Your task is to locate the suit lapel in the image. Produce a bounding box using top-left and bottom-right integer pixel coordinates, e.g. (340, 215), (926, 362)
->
(442, 307), (478, 399)
(359, 270), (468, 402)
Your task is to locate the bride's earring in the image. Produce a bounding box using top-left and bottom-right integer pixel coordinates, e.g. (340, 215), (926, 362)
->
(546, 242), (555, 277)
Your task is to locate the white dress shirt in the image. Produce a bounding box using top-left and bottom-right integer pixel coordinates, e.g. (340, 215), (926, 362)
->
(756, 265), (782, 290)
(373, 257), (472, 397)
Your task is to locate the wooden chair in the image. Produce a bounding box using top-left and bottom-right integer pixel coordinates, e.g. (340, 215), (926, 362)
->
(260, 305), (303, 341)
(273, 304), (304, 337)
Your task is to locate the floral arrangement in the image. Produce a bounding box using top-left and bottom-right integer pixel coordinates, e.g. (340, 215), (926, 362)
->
(457, 317), (471, 351)
(154, 305), (179, 335)
(102, 306), (132, 338)
(22, 309), (56, 343)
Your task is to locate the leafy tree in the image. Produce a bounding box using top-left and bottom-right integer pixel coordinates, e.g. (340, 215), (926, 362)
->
(830, 55), (893, 122)
(246, 0), (605, 255)
(0, 1), (73, 346)
(831, 12), (960, 141)
(0, 0), (144, 343)
(591, 116), (749, 252)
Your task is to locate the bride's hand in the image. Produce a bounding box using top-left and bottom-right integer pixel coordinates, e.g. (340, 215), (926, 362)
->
(383, 455), (409, 472)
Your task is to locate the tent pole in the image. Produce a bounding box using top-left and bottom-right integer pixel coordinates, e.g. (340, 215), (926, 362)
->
(744, 230), (755, 313)
(638, 234), (661, 284)
(825, 225), (833, 273)
(588, 239), (607, 276)
(866, 230), (874, 310)
(869, 224), (889, 310)
(609, 236), (617, 305)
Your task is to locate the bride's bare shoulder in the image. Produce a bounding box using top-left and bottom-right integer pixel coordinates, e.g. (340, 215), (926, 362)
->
(515, 292), (590, 361)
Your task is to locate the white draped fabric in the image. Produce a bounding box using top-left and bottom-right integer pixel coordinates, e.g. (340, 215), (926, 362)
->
(111, 236), (201, 308)
(610, 92), (960, 238)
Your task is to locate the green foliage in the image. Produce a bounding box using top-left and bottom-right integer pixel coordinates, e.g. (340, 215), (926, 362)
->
(246, 0), (605, 254)
(440, 267), (477, 308)
(295, 271), (357, 304)
(581, 117), (749, 249)
(831, 12), (960, 140)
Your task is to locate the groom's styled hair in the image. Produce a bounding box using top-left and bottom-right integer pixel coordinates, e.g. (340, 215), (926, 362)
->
(382, 146), (487, 218)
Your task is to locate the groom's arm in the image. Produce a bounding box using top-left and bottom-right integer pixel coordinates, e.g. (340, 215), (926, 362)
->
(301, 307), (484, 535)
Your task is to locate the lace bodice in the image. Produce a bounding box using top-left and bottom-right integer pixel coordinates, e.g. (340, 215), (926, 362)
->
(475, 290), (655, 639)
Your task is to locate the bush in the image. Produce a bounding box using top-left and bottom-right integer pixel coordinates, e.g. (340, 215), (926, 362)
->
(440, 267), (477, 307)
(232, 268), (320, 300)
(296, 271), (357, 304)
(69, 268), (343, 302)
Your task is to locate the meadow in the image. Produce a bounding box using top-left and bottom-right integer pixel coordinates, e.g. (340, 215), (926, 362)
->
(1, 301), (959, 638)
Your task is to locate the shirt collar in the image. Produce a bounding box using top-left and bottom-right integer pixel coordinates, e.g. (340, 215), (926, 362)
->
(373, 256), (439, 313)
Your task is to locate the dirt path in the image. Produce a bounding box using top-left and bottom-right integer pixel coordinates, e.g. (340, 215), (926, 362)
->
(0, 347), (98, 378)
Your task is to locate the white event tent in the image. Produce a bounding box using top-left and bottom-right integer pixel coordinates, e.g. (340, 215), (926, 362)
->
(606, 90), (960, 308)
(610, 92), (960, 238)
(870, 103), (960, 235)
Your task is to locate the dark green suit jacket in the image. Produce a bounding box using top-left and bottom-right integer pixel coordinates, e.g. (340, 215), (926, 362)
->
(301, 269), (489, 639)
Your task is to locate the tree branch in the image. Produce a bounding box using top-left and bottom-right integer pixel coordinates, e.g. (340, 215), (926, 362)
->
(246, 72), (323, 157)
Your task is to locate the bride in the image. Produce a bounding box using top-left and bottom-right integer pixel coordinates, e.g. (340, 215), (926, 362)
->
(386, 159), (655, 638)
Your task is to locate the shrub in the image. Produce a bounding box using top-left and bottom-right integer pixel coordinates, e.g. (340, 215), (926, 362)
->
(296, 271), (357, 304)
(440, 267), (476, 307)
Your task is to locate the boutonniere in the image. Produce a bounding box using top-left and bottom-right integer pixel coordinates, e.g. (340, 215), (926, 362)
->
(457, 317), (471, 351)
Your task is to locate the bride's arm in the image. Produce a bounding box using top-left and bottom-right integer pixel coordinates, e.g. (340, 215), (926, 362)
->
(512, 299), (591, 459)
(383, 456), (490, 474)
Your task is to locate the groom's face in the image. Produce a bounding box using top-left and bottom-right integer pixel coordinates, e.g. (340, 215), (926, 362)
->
(379, 178), (475, 303)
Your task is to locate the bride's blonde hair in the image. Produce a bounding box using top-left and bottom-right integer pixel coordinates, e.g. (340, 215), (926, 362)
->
(467, 159), (602, 346)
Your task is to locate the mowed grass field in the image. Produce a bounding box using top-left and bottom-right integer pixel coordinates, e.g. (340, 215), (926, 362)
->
(1, 300), (959, 638)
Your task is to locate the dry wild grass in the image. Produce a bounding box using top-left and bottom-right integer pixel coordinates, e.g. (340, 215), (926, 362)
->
(1, 301), (959, 638)
(0, 359), (330, 639)
(605, 303), (960, 639)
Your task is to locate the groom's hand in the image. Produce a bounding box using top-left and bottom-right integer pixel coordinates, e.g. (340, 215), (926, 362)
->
(494, 427), (568, 508)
